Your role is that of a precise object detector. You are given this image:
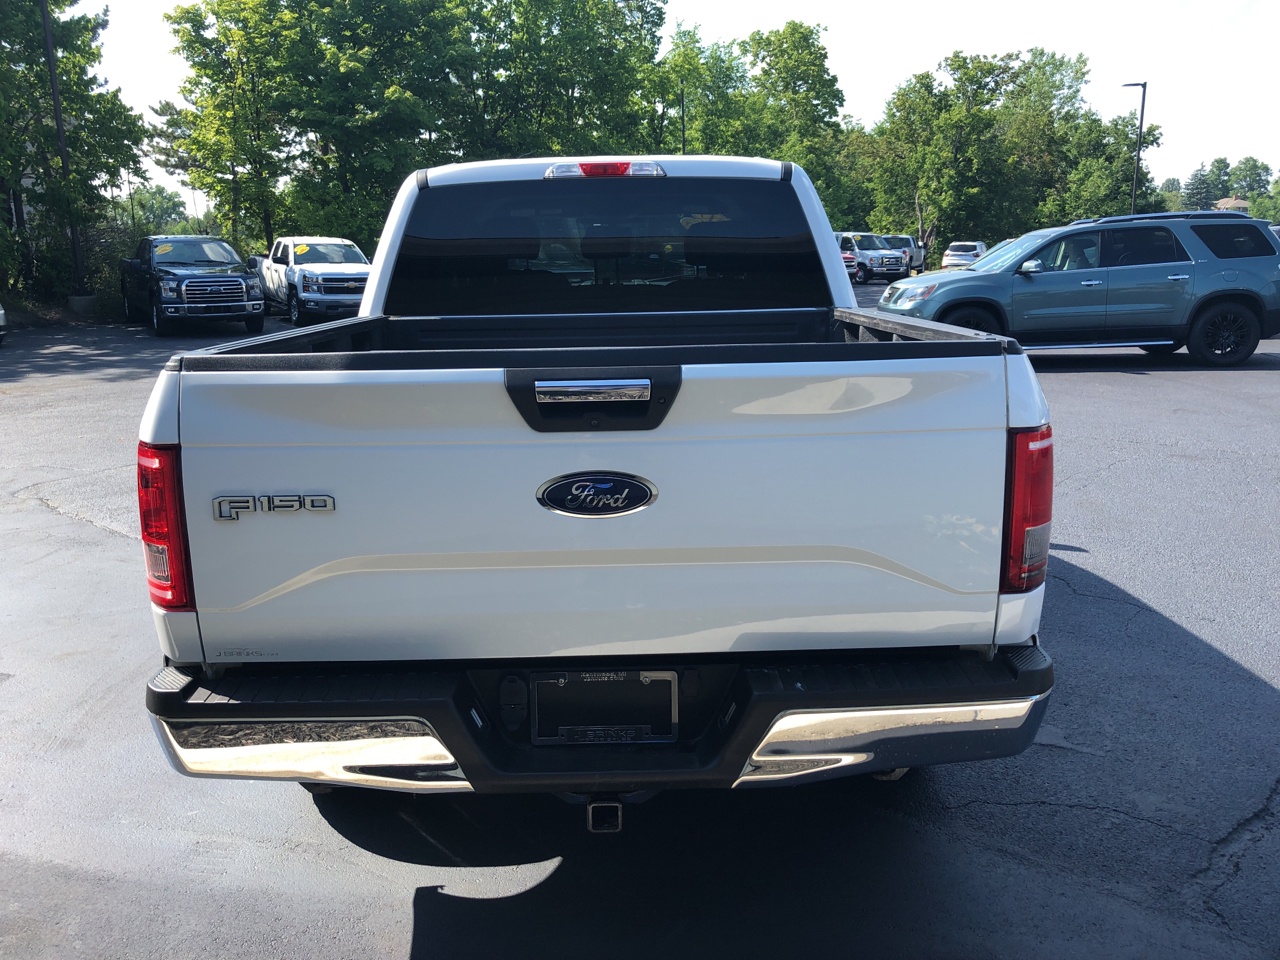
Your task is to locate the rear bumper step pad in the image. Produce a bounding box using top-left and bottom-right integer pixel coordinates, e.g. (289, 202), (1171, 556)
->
(147, 645), (1053, 794)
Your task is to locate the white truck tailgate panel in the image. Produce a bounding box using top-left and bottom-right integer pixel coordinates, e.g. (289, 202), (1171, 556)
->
(180, 357), (1008, 661)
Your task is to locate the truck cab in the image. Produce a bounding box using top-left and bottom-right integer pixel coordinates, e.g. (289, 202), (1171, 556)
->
(252, 236), (370, 326)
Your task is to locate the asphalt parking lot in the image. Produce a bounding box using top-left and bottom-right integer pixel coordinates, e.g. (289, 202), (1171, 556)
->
(2, 300), (1279, 958)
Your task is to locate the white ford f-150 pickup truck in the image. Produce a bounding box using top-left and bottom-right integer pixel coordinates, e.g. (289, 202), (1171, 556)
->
(141, 156), (1053, 831)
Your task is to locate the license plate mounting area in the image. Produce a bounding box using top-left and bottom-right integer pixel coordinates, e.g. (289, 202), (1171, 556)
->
(530, 670), (678, 745)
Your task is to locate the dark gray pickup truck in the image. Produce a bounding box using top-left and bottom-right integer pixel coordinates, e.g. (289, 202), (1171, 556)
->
(120, 235), (265, 337)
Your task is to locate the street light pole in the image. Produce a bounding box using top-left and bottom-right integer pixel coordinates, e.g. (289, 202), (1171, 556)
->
(1123, 82), (1147, 216)
(39, 0), (86, 295)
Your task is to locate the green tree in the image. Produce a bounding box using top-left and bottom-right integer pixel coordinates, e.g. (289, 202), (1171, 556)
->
(1229, 157), (1273, 197)
(152, 0), (298, 254)
(1250, 177), (1280, 223)
(1205, 156), (1231, 201)
(120, 184), (188, 232)
(0, 0), (146, 296)
(278, 0), (458, 252)
(445, 0), (664, 160)
(1159, 177), (1180, 193)
(1181, 164), (1215, 210)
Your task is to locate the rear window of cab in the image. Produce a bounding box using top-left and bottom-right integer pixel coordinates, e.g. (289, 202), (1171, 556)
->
(1190, 224), (1278, 260)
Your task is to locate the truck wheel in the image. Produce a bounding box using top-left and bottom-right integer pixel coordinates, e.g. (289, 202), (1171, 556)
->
(245, 314), (265, 334)
(1187, 304), (1260, 366)
(150, 299), (178, 338)
(1139, 342), (1184, 355)
(941, 306), (1001, 335)
(854, 264), (870, 285)
(288, 288), (303, 326)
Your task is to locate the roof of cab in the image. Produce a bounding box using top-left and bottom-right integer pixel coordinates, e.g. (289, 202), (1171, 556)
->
(422, 155), (787, 187)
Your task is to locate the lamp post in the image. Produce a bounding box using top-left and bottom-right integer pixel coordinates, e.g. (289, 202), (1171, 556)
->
(1123, 82), (1147, 216)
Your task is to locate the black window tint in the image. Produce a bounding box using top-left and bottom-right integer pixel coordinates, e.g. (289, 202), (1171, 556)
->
(386, 178), (830, 316)
(839, 235), (854, 251)
(1190, 224), (1278, 259)
(136, 240), (151, 261)
(1105, 227), (1190, 267)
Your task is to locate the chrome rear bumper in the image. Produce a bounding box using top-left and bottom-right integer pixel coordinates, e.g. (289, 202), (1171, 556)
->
(150, 716), (473, 793)
(735, 693), (1050, 786)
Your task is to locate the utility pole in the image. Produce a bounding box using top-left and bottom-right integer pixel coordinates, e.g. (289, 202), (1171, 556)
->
(680, 83), (686, 155)
(39, 0), (86, 295)
(1123, 82), (1147, 216)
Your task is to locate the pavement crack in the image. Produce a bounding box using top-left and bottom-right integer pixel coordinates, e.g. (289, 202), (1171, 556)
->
(12, 491), (138, 541)
(1187, 773), (1280, 930)
(1047, 573), (1151, 614)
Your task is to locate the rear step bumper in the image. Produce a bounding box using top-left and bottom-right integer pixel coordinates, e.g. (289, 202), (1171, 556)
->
(147, 645), (1053, 794)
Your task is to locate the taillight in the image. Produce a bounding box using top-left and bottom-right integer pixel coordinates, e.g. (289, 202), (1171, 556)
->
(137, 442), (194, 610)
(1001, 425), (1053, 593)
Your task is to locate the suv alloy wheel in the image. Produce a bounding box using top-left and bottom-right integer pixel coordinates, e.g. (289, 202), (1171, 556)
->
(1187, 303), (1261, 367)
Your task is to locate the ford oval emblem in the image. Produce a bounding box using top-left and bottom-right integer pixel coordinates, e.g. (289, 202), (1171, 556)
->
(537, 471), (657, 518)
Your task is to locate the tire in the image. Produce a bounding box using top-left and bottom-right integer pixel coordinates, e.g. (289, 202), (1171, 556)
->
(244, 313), (265, 334)
(288, 288), (304, 326)
(853, 263), (870, 285)
(150, 299), (178, 337)
(940, 306), (1002, 335)
(1186, 303), (1261, 366)
(1139, 342), (1184, 355)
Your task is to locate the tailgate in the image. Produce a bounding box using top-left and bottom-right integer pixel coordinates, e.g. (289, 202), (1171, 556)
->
(180, 354), (1009, 662)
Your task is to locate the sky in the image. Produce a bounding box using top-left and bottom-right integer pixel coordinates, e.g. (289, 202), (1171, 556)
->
(97, 0), (1280, 212)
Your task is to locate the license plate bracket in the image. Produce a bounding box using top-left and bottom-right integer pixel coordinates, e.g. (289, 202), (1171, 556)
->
(530, 670), (678, 745)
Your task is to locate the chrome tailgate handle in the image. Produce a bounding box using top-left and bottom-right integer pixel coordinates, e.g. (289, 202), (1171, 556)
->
(535, 379), (652, 402)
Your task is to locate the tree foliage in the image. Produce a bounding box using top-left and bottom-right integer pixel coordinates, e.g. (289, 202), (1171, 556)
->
(0, 0), (147, 296)
(1229, 157), (1273, 198)
(1181, 164), (1214, 210)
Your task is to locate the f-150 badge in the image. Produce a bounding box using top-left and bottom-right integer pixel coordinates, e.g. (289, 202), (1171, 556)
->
(213, 495), (335, 521)
(536, 472), (656, 518)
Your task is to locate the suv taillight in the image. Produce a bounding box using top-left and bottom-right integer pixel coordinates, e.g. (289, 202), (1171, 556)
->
(1001, 425), (1053, 593)
(138, 442), (194, 610)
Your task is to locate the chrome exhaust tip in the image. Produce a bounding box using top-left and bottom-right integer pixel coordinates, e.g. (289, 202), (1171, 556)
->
(151, 716), (473, 794)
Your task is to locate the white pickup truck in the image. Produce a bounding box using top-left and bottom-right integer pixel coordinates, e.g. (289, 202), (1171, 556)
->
(141, 156), (1053, 832)
(249, 235), (370, 326)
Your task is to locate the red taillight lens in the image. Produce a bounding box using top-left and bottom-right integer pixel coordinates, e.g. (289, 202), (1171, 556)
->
(138, 442), (194, 610)
(579, 162), (631, 177)
(1001, 425), (1053, 593)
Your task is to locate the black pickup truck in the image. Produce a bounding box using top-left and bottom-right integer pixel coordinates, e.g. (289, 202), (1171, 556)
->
(120, 235), (265, 337)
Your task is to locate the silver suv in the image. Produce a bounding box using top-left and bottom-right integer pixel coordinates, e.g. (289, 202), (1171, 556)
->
(834, 232), (909, 284)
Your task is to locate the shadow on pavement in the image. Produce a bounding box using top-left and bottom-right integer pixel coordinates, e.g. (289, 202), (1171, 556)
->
(1027, 345), (1280, 375)
(307, 557), (1280, 958)
(0, 318), (289, 383)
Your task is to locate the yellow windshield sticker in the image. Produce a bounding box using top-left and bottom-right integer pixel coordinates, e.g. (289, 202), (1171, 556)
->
(154, 243), (173, 254)
(293, 243), (310, 255)
(679, 213), (730, 230)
